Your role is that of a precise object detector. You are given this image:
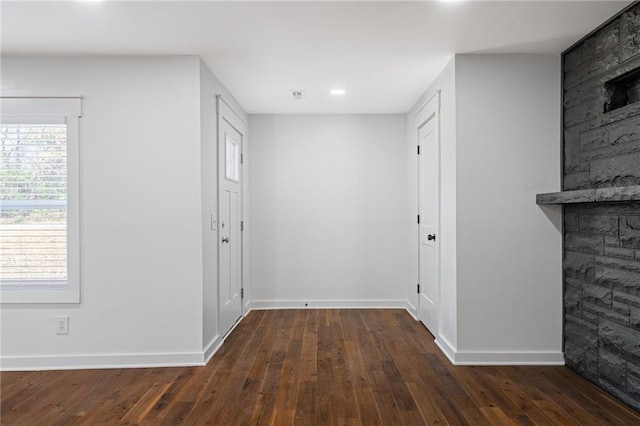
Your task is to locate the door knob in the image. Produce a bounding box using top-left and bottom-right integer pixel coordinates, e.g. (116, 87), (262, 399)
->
(222, 237), (230, 243)
(427, 234), (436, 241)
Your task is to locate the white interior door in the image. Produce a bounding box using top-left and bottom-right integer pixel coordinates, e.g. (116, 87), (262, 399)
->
(418, 115), (440, 335)
(218, 102), (243, 337)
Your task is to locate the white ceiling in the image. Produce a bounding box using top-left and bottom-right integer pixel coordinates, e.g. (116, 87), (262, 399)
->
(1, 1), (632, 113)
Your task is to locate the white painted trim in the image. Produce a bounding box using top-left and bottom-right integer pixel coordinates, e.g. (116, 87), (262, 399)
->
(205, 309), (252, 366)
(245, 299), (410, 311)
(203, 334), (224, 365)
(216, 94), (247, 126)
(2, 314), (249, 371)
(435, 337), (457, 364)
(222, 313), (245, 340)
(1, 97), (82, 304)
(0, 94), (84, 99)
(454, 351), (565, 366)
(0, 97), (82, 117)
(405, 301), (418, 320)
(0, 351), (205, 372)
(433, 339), (564, 366)
(412, 89), (441, 118)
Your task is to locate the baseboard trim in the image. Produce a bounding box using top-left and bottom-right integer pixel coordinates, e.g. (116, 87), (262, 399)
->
(3, 302), (562, 370)
(0, 351), (206, 371)
(433, 343), (565, 366)
(405, 301), (418, 320)
(435, 337), (457, 364)
(3, 324), (241, 372)
(245, 299), (410, 310)
(452, 350), (565, 366)
(203, 335), (223, 365)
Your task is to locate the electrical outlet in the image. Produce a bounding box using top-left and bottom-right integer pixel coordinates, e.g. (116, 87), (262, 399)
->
(55, 315), (69, 335)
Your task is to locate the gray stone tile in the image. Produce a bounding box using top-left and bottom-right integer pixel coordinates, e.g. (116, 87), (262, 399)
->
(564, 251), (595, 282)
(595, 185), (640, 202)
(584, 283), (612, 308)
(621, 216), (640, 249)
(563, 172), (592, 191)
(604, 235), (621, 247)
(566, 233), (604, 255)
(604, 245), (636, 260)
(599, 319), (640, 363)
(596, 255), (640, 274)
(595, 266), (640, 296)
(565, 210), (580, 232)
(591, 152), (640, 188)
(585, 302), (629, 325)
(599, 348), (626, 388)
(613, 291), (640, 309)
(536, 189), (594, 204)
(621, 6), (640, 61)
(564, 285), (582, 317)
(579, 215), (619, 235)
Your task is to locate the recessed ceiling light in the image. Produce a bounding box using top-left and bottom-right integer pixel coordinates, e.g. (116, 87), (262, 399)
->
(330, 89), (346, 96)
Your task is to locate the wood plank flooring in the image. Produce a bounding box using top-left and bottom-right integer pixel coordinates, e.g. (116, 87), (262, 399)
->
(2, 309), (640, 425)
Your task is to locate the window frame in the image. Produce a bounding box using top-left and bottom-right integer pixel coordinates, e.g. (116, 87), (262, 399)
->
(1, 97), (82, 304)
(225, 135), (240, 183)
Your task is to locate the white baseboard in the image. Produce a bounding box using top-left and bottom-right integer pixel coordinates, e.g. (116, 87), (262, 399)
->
(245, 299), (410, 311)
(3, 301), (563, 370)
(451, 350), (565, 365)
(405, 301), (418, 320)
(3, 329), (233, 372)
(203, 335), (224, 365)
(433, 340), (565, 366)
(0, 351), (206, 371)
(435, 336), (457, 364)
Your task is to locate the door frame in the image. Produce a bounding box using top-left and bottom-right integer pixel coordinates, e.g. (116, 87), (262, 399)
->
(216, 94), (247, 334)
(414, 89), (441, 336)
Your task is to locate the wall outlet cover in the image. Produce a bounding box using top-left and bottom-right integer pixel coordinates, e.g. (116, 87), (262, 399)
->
(55, 315), (69, 335)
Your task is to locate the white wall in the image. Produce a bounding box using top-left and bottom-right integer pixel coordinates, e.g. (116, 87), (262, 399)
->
(455, 54), (563, 362)
(1, 56), (207, 369)
(407, 57), (457, 352)
(1, 54), (562, 368)
(198, 59), (248, 354)
(248, 114), (408, 307)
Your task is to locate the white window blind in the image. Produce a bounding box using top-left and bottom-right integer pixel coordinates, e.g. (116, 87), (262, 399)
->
(1, 120), (68, 285)
(1, 97), (81, 304)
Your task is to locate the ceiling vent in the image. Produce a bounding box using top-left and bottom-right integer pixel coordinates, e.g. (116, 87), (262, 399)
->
(290, 90), (304, 100)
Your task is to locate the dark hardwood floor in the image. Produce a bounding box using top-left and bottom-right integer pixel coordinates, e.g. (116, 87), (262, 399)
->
(2, 309), (640, 425)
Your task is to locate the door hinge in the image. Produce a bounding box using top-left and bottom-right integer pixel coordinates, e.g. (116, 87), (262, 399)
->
(241, 288), (244, 299)
(241, 153), (244, 164)
(417, 284), (420, 294)
(241, 221), (244, 231)
(417, 215), (420, 224)
(417, 145), (420, 155)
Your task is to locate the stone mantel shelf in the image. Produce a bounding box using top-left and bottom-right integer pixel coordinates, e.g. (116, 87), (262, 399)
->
(536, 185), (640, 205)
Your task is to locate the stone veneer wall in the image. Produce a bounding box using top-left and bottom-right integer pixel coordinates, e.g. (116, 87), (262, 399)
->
(562, 3), (640, 410)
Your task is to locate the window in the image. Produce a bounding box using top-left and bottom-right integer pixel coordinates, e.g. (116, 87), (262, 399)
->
(1, 97), (81, 303)
(225, 135), (239, 182)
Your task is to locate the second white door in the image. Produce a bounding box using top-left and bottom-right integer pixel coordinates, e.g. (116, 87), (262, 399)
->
(218, 101), (244, 337)
(418, 115), (440, 335)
